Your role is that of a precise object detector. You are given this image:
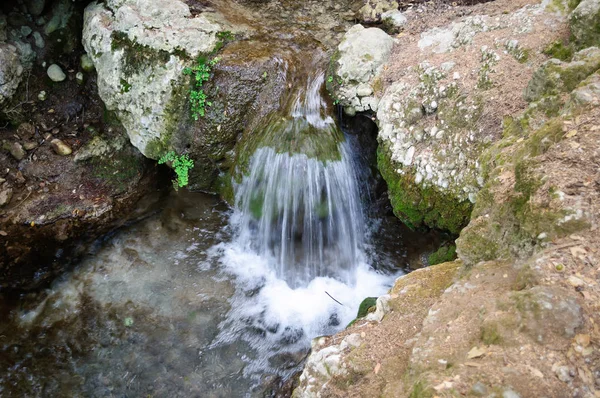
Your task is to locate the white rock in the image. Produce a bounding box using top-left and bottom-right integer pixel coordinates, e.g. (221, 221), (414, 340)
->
(0, 44), (24, 105)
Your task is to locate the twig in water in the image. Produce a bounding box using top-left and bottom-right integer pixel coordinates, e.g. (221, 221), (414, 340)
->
(325, 291), (344, 306)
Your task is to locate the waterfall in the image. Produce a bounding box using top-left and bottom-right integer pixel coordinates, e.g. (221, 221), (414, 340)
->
(232, 72), (365, 288)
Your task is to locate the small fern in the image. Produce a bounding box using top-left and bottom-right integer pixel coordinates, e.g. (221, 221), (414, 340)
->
(158, 151), (194, 188)
(183, 57), (220, 120)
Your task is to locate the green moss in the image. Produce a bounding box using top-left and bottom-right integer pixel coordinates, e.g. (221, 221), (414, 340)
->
(480, 322), (503, 345)
(110, 31), (172, 77)
(543, 41), (574, 62)
(428, 244), (457, 265)
(377, 145), (472, 234)
(356, 297), (377, 318)
(86, 150), (143, 193)
(409, 381), (434, 398)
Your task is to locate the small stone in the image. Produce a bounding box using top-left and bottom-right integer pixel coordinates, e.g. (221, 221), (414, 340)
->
(33, 31), (45, 49)
(80, 54), (95, 72)
(453, 72), (461, 80)
(503, 390), (521, 398)
(51, 128), (59, 135)
(9, 142), (26, 160)
(0, 230), (7, 236)
(23, 141), (38, 150)
(574, 334), (590, 347)
(38, 90), (47, 101)
(47, 64), (66, 82)
(76, 72), (84, 84)
(356, 84), (372, 97)
(50, 139), (72, 156)
(20, 26), (32, 37)
(471, 382), (488, 396)
(555, 365), (573, 382)
(568, 276), (584, 287)
(0, 187), (13, 207)
(537, 232), (547, 240)
(467, 346), (487, 359)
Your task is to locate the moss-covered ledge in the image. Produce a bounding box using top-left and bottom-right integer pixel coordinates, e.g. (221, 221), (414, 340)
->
(377, 144), (472, 234)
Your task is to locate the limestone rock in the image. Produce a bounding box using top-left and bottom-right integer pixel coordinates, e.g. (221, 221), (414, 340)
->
(47, 64), (66, 82)
(0, 43), (24, 106)
(331, 24), (394, 113)
(570, 0), (600, 49)
(358, 0), (399, 23)
(82, 0), (222, 158)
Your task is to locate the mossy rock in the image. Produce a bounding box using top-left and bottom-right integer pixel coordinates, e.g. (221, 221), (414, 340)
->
(524, 47), (600, 102)
(377, 145), (472, 234)
(428, 244), (457, 266)
(570, 0), (600, 49)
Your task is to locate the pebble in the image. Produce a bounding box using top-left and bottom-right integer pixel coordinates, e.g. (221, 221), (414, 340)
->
(76, 72), (84, 84)
(47, 64), (66, 82)
(50, 139), (72, 156)
(0, 188), (13, 207)
(23, 141), (38, 150)
(9, 142), (26, 160)
(471, 382), (488, 396)
(38, 90), (47, 101)
(503, 390), (521, 398)
(33, 31), (45, 49)
(554, 365), (573, 382)
(568, 276), (584, 287)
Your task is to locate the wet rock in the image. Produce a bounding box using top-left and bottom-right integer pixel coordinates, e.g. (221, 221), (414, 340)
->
(0, 43), (24, 106)
(50, 138), (72, 156)
(9, 142), (26, 160)
(570, 0), (600, 49)
(47, 64), (66, 82)
(0, 187), (13, 207)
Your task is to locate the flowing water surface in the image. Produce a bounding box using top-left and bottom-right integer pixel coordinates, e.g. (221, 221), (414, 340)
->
(0, 68), (428, 397)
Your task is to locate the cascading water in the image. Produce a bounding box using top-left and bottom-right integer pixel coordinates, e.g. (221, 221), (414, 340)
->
(233, 72), (365, 288)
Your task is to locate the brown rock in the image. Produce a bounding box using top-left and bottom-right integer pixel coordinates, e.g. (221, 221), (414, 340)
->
(50, 139), (72, 156)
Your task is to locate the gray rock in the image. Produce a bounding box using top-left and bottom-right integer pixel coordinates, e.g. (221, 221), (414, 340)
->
(555, 365), (573, 383)
(26, 0), (46, 16)
(0, 187), (13, 207)
(44, 0), (73, 35)
(12, 40), (36, 68)
(20, 26), (32, 37)
(23, 141), (38, 150)
(50, 138), (72, 156)
(359, 0), (398, 23)
(0, 44), (24, 105)
(33, 31), (45, 49)
(570, 0), (600, 48)
(503, 390), (521, 398)
(47, 64), (66, 82)
(382, 9), (407, 30)
(471, 382), (488, 396)
(0, 14), (7, 41)
(9, 142), (26, 160)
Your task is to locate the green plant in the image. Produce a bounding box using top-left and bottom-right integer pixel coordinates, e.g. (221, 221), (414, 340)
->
(158, 151), (195, 188)
(183, 57), (220, 120)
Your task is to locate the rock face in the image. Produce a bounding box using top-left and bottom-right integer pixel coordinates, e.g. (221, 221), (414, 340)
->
(82, 0), (222, 159)
(329, 1), (570, 233)
(0, 44), (23, 106)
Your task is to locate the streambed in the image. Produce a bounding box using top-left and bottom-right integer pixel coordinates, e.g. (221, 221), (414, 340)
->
(0, 187), (432, 397)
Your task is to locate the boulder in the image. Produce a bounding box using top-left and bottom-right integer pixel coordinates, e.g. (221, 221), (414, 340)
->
(328, 24), (395, 115)
(0, 43), (23, 106)
(570, 0), (600, 49)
